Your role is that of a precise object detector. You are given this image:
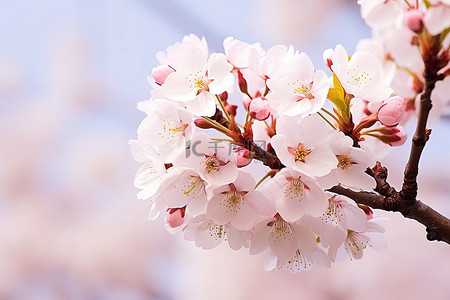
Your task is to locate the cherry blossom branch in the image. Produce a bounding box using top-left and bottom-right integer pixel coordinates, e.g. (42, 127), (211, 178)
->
(329, 162), (450, 244)
(400, 45), (445, 201)
(330, 35), (450, 244)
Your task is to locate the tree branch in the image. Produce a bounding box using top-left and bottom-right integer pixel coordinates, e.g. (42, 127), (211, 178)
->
(330, 162), (450, 244)
(400, 38), (445, 201)
(329, 184), (450, 244)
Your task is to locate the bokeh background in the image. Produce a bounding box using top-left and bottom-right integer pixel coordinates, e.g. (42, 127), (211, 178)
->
(0, 0), (449, 299)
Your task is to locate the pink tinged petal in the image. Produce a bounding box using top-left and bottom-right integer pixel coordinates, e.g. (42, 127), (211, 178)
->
(276, 178), (307, 222)
(263, 252), (278, 272)
(129, 140), (159, 162)
(302, 182), (328, 217)
(160, 169), (207, 209)
(232, 171), (256, 192)
(280, 99), (312, 117)
(162, 71), (198, 101)
(345, 231), (370, 260)
(204, 161), (238, 186)
(301, 144), (337, 177)
(336, 164), (375, 191)
(249, 220), (272, 255)
(227, 225), (250, 250)
(424, 5), (450, 35)
(185, 91), (217, 117)
(321, 226), (348, 249)
(207, 53), (233, 80)
(342, 202), (368, 232)
(231, 201), (259, 230)
(291, 223), (317, 252)
(280, 249), (313, 273)
(195, 220), (226, 250)
(207, 191), (241, 225)
(268, 220), (298, 262)
(148, 202), (160, 221)
(209, 73), (234, 95)
(244, 191), (276, 216)
(310, 249), (331, 268)
(271, 135), (296, 168)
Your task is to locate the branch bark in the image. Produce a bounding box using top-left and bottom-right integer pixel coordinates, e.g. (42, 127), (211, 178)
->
(400, 38), (446, 202)
(329, 184), (450, 244)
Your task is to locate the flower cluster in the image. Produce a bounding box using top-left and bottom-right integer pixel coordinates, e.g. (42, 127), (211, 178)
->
(357, 0), (450, 122)
(131, 1), (449, 273)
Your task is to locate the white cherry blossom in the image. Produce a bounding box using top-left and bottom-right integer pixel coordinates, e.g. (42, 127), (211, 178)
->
(157, 167), (208, 216)
(207, 171), (275, 230)
(327, 44), (393, 102)
(271, 115), (337, 177)
(328, 218), (387, 262)
(358, 0), (406, 30)
(136, 99), (194, 163)
(266, 52), (329, 117)
(264, 247), (331, 273)
(304, 194), (368, 251)
(424, 1), (450, 35)
(129, 140), (167, 220)
(162, 52), (234, 116)
(183, 215), (250, 250)
(172, 133), (238, 186)
(318, 132), (375, 190)
(263, 168), (328, 222)
(250, 217), (318, 262)
(223, 36), (263, 69)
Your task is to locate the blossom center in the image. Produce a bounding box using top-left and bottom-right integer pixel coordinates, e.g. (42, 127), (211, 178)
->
(288, 79), (314, 101)
(346, 68), (373, 88)
(270, 219), (293, 239)
(187, 71), (211, 93)
(209, 222), (227, 239)
(220, 190), (242, 213)
(346, 230), (369, 257)
(285, 250), (311, 271)
(337, 154), (353, 170)
(288, 143), (311, 163)
(284, 178), (305, 202)
(160, 118), (188, 140)
(204, 156), (220, 173)
(320, 199), (344, 225)
(183, 176), (205, 198)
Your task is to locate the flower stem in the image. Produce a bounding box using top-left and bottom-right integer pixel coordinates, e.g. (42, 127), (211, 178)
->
(202, 116), (231, 134)
(317, 111), (337, 130)
(216, 95), (232, 123)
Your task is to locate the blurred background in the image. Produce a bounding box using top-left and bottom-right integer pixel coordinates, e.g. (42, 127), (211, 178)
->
(0, 0), (449, 299)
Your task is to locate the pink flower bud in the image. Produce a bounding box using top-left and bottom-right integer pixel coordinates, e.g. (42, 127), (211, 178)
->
(249, 97), (270, 121)
(237, 70), (249, 95)
(388, 125), (407, 146)
(404, 9), (424, 33)
(323, 48), (333, 68)
(152, 65), (175, 85)
(376, 126), (407, 146)
(235, 148), (252, 167)
(165, 208), (185, 228)
(377, 96), (406, 127)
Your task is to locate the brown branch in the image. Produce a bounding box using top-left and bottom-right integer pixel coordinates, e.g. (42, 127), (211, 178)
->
(234, 138), (285, 170)
(330, 162), (450, 244)
(400, 39), (445, 201)
(329, 184), (450, 244)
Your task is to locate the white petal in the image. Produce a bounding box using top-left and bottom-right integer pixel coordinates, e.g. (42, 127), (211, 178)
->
(162, 71), (197, 101)
(185, 91), (217, 117)
(268, 220), (298, 261)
